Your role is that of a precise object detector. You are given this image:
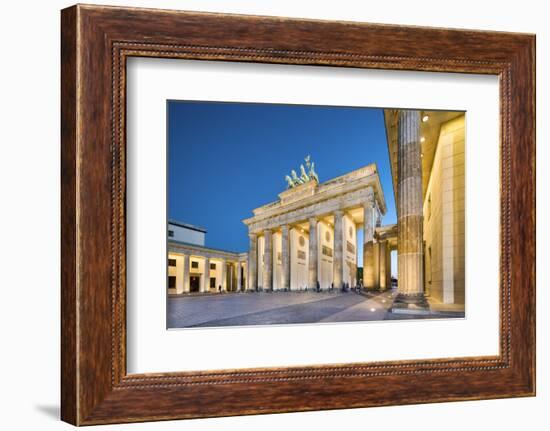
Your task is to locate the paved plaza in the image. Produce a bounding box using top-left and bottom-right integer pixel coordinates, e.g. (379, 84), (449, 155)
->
(167, 289), (464, 328)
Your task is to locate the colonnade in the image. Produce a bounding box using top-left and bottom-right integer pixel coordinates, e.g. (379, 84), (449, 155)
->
(167, 252), (247, 294)
(246, 215), (397, 292)
(247, 208), (374, 291)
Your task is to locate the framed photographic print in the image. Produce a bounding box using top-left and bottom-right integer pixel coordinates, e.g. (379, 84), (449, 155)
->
(61, 4), (535, 425)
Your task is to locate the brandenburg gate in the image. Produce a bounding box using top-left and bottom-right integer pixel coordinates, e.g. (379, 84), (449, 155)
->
(243, 158), (393, 292)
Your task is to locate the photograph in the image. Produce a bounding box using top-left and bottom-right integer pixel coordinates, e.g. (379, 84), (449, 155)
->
(166, 101), (466, 328)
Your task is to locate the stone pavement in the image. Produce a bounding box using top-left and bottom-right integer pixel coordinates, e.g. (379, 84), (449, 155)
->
(167, 289), (465, 328)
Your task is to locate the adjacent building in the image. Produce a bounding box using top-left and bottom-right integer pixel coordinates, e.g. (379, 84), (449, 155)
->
(384, 109), (465, 310)
(167, 221), (247, 294)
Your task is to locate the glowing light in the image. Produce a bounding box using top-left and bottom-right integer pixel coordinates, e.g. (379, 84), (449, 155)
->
(422, 114), (429, 122)
(420, 136), (426, 143)
(370, 308), (376, 312)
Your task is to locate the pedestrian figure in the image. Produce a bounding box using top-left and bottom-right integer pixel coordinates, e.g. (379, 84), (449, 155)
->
(218, 285), (222, 293)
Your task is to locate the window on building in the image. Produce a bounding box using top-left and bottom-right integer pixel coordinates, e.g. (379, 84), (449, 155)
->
(297, 250), (306, 260)
(210, 263), (216, 270)
(168, 258), (176, 267)
(210, 277), (216, 289)
(168, 276), (176, 289)
(168, 230), (174, 237)
(191, 261), (199, 269)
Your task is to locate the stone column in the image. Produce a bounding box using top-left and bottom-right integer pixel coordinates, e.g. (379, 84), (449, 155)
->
(248, 233), (257, 291)
(373, 241), (380, 289)
(182, 254), (190, 293)
(394, 109), (428, 311)
(332, 210), (344, 289)
(362, 188), (375, 288)
(236, 262), (242, 291)
(386, 244), (392, 289)
(220, 259), (227, 291)
(263, 229), (273, 291)
(379, 240), (388, 291)
(308, 217), (318, 289)
(202, 257), (210, 293)
(281, 225), (291, 290)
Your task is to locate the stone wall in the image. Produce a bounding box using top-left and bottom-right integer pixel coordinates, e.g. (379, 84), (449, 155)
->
(423, 115), (465, 304)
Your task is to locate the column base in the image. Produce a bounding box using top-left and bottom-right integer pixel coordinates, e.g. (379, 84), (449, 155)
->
(391, 293), (431, 315)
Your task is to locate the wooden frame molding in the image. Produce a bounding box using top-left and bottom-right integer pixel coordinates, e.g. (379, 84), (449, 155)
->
(61, 4), (535, 425)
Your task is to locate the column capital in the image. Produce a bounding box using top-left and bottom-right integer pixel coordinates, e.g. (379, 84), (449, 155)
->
(308, 216), (318, 225)
(363, 197), (374, 209)
(333, 209), (345, 217)
(365, 185), (375, 200)
(398, 108), (420, 124)
(249, 232), (258, 239)
(263, 228), (272, 236)
(281, 224), (290, 233)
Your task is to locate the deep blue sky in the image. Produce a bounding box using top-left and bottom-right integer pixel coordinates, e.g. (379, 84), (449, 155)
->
(168, 101), (396, 259)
